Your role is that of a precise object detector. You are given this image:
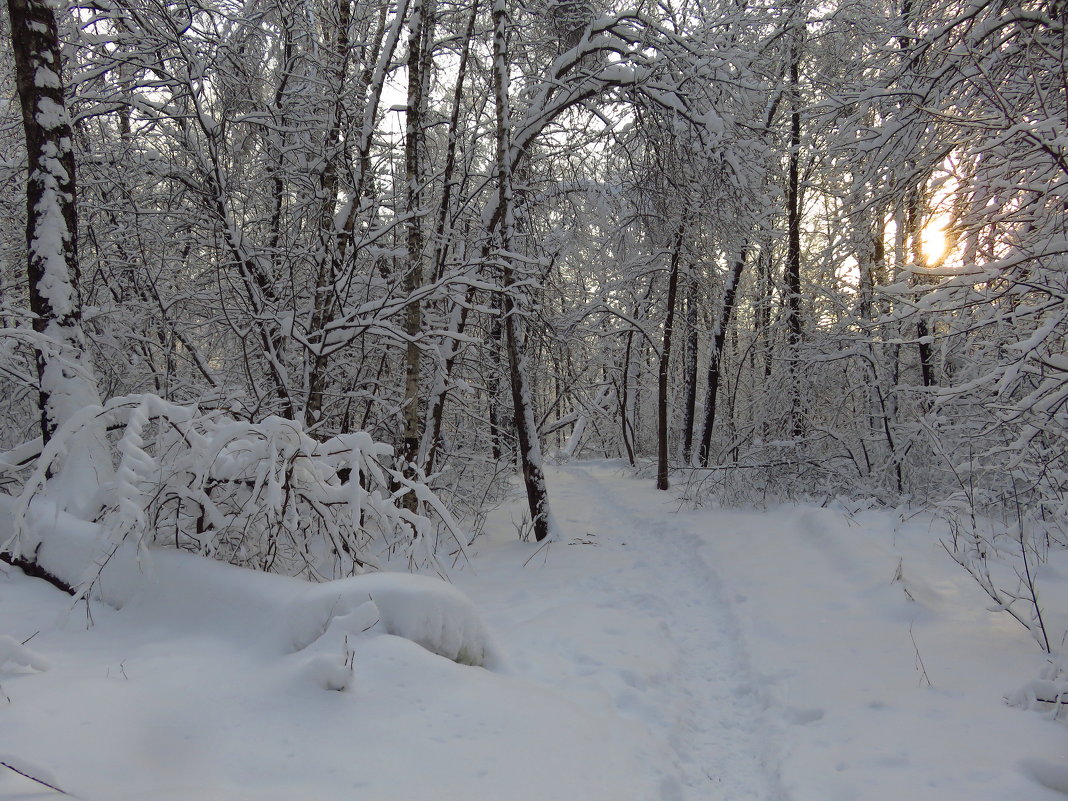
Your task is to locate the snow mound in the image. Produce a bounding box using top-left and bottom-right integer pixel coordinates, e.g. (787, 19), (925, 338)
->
(297, 651), (356, 692)
(1007, 677), (1068, 710)
(286, 573), (501, 668)
(1020, 758), (1068, 796)
(1, 495), (498, 669)
(0, 635), (49, 672)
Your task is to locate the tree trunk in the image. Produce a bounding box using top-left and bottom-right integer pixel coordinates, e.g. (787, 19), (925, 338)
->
(897, 0), (935, 396)
(905, 189), (936, 390)
(697, 245), (747, 466)
(493, 0), (553, 540)
(9, 0), (101, 447)
(619, 329), (637, 465)
(487, 316), (508, 463)
(304, 0), (353, 431)
(421, 2), (480, 472)
(784, 25), (804, 440)
(680, 271), (699, 464)
(400, 0), (428, 509)
(7, 0), (109, 583)
(656, 225), (684, 491)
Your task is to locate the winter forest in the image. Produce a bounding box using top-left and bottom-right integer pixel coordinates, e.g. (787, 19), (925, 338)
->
(0, 0), (1067, 796)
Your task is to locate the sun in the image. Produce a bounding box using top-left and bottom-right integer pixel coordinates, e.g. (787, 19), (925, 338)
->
(921, 214), (951, 265)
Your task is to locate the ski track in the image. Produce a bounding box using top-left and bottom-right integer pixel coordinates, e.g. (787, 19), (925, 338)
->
(554, 463), (783, 801)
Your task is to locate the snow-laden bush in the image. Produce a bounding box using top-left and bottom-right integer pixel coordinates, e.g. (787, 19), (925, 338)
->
(285, 572), (502, 669)
(1, 394), (469, 589)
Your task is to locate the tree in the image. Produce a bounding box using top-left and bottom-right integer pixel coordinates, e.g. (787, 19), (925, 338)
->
(492, 0), (555, 538)
(2, 0), (111, 587)
(1, 0), (1063, 575)
(8, 0), (101, 447)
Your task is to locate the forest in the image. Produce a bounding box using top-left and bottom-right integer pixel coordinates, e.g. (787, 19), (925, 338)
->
(0, 0), (1064, 639)
(1, 0), (1067, 797)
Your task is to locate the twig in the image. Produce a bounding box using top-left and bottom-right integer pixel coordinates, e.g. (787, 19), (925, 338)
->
(910, 623), (932, 688)
(1012, 476), (1051, 654)
(522, 539), (551, 567)
(0, 760), (78, 797)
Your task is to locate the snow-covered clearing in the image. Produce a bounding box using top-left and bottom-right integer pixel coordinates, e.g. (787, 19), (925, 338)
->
(2, 461), (1065, 800)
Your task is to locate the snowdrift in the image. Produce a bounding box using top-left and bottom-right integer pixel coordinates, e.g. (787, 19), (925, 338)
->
(0, 495), (498, 669)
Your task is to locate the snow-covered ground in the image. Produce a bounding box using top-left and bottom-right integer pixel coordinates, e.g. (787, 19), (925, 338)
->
(1, 461), (1065, 800)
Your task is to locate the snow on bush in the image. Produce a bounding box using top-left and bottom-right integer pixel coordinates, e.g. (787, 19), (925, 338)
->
(1, 394), (469, 594)
(286, 572), (501, 668)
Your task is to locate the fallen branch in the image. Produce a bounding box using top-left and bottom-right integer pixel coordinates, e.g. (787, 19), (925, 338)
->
(1035, 695), (1068, 705)
(0, 552), (76, 596)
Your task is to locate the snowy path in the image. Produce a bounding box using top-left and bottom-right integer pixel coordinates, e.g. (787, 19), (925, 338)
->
(549, 463), (781, 801)
(470, 460), (1066, 801)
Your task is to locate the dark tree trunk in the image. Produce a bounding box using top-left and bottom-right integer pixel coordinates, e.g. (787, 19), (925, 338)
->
(619, 329), (637, 465)
(493, 0), (552, 539)
(305, 0), (352, 431)
(401, 0), (428, 510)
(784, 25), (805, 439)
(680, 274), (699, 464)
(917, 317), (935, 388)
(420, 2), (479, 473)
(906, 190), (936, 390)
(898, 0), (935, 396)
(487, 316), (508, 463)
(697, 246), (747, 466)
(656, 225), (684, 491)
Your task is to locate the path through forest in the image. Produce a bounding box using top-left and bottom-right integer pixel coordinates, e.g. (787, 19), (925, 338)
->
(525, 462), (1065, 801)
(548, 462), (782, 800)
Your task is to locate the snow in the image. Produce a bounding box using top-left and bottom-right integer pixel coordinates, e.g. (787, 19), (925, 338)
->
(30, 178), (75, 318)
(2, 461), (1065, 800)
(701, 108), (724, 140)
(33, 97), (68, 130)
(33, 66), (60, 90)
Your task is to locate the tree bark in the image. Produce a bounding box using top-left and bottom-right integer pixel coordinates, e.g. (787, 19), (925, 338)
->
(897, 0), (935, 396)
